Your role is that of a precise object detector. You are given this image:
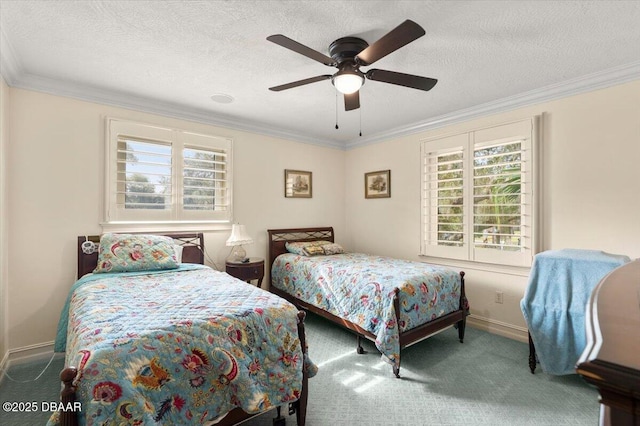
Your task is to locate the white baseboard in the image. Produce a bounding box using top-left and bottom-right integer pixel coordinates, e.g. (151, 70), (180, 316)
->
(7, 341), (55, 364)
(0, 341), (60, 384)
(0, 349), (8, 379)
(467, 314), (528, 343)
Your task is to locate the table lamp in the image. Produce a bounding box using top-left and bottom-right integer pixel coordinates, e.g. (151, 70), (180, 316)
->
(226, 224), (253, 262)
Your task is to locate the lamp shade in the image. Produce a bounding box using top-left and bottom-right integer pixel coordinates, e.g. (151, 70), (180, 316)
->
(226, 224), (253, 246)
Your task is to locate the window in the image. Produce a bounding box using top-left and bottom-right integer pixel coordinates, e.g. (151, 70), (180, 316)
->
(105, 118), (232, 227)
(421, 118), (539, 267)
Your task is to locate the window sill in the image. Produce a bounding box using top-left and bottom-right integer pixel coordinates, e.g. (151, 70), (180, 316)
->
(418, 255), (531, 277)
(101, 221), (232, 234)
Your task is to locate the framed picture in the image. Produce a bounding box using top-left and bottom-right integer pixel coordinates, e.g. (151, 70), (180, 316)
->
(365, 170), (391, 199)
(285, 169), (312, 198)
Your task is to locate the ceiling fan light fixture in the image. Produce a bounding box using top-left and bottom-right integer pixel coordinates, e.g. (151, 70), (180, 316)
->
(268, 20), (433, 110)
(332, 71), (364, 95)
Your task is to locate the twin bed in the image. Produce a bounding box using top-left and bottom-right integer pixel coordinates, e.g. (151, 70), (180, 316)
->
(53, 227), (468, 425)
(52, 233), (311, 426)
(267, 227), (468, 378)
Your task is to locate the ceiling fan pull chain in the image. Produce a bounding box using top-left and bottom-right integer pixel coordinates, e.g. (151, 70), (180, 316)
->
(359, 105), (362, 137)
(335, 91), (339, 129)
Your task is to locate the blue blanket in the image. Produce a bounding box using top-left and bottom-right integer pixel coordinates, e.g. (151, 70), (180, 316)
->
(272, 253), (464, 366)
(520, 249), (629, 375)
(54, 263), (204, 352)
(49, 264), (315, 425)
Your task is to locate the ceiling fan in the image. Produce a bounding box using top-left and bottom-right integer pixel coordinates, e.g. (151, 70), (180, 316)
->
(267, 20), (437, 111)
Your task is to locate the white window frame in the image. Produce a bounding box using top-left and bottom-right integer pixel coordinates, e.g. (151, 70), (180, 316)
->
(103, 118), (233, 231)
(420, 117), (540, 267)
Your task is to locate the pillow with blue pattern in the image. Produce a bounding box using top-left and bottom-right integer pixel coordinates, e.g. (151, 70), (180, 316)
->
(93, 233), (179, 273)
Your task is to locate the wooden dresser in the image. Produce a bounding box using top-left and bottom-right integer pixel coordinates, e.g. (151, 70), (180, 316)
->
(576, 259), (640, 425)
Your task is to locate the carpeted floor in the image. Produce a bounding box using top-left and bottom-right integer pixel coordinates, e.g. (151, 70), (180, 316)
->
(0, 313), (598, 425)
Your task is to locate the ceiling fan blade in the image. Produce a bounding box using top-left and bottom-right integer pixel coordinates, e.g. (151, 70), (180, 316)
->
(355, 20), (426, 66)
(344, 91), (360, 111)
(267, 34), (336, 66)
(269, 75), (332, 91)
(366, 69), (437, 91)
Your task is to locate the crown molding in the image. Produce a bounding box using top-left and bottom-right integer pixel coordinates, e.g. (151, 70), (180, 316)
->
(345, 61), (640, 149)
(0, 32), (345, 151)
(6, 72), (345, 150)
(0, 28), (21, 85)
(1, 28), (638, 153)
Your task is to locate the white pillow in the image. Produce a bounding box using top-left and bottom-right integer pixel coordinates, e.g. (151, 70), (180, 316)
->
(174, 245), (184, 263)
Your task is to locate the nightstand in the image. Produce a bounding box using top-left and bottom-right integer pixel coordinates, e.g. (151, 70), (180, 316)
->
(225, 257), (264, 288)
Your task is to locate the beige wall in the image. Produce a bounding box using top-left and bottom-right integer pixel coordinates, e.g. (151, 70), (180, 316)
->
(345, 80), (640, 340)
(3, 79), (639, 355)
(5, 88), (345, 352)
(0, 76), (8, 362)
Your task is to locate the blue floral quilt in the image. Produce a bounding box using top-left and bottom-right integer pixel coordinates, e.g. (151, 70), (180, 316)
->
(48, 264), (314, 425)
(271, 253), (463, 366)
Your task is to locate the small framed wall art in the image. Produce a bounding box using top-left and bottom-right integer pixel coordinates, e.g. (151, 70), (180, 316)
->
(285, 169), (312, 198)
(365, 169), (391, 199)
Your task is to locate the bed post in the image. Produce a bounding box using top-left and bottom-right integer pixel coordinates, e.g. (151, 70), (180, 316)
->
(392, 288), (401, 378)
(60, 367), (79, 426)
(293, 310), (308, 426)
(457, 271), (467, 343)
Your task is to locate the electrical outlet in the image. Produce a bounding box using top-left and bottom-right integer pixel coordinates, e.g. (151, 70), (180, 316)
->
(495, 291), (504, 304)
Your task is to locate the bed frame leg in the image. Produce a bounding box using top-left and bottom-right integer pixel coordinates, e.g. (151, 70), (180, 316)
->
(60, 367), (79, 426)
(457, 317), (466, 343)
(393, 364), (400, 378)
(356, 335), (365, 354)
(528, 331), (537, 374)
(392, 288), (402, 378)
(458, 271), (467, 343)
(293, 311), (308, 426)
(273, 406), (286, 426)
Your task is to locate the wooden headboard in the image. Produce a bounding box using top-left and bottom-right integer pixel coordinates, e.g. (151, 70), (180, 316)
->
(267, 227), (334, 267)
(77, 232), (205, 278)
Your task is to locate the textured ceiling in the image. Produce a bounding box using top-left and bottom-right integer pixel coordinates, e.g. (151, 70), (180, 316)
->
(1, 1), (639, 148)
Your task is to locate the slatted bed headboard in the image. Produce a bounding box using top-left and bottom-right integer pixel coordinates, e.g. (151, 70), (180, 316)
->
(267, 227), (334, 267)
(77, 232), (205, 278)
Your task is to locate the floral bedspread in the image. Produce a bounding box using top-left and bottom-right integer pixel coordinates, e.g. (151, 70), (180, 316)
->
(271, 253), (463, 366)
(48, 264), (313, 426)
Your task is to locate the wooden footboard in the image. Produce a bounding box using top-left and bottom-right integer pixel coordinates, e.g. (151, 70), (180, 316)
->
(58, 311), (310, 426)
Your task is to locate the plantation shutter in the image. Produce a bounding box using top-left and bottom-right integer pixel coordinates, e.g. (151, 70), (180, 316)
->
(107, 121), (175, 222)
(421, 133), (469, 260)
(473, 140), (524, 249)
(472, 120), (533, 266)
(421, 118), (538, 267)
(106, 119), (233, 225)
(179, 132), (231, 222)
(117, 138), (172, 210)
